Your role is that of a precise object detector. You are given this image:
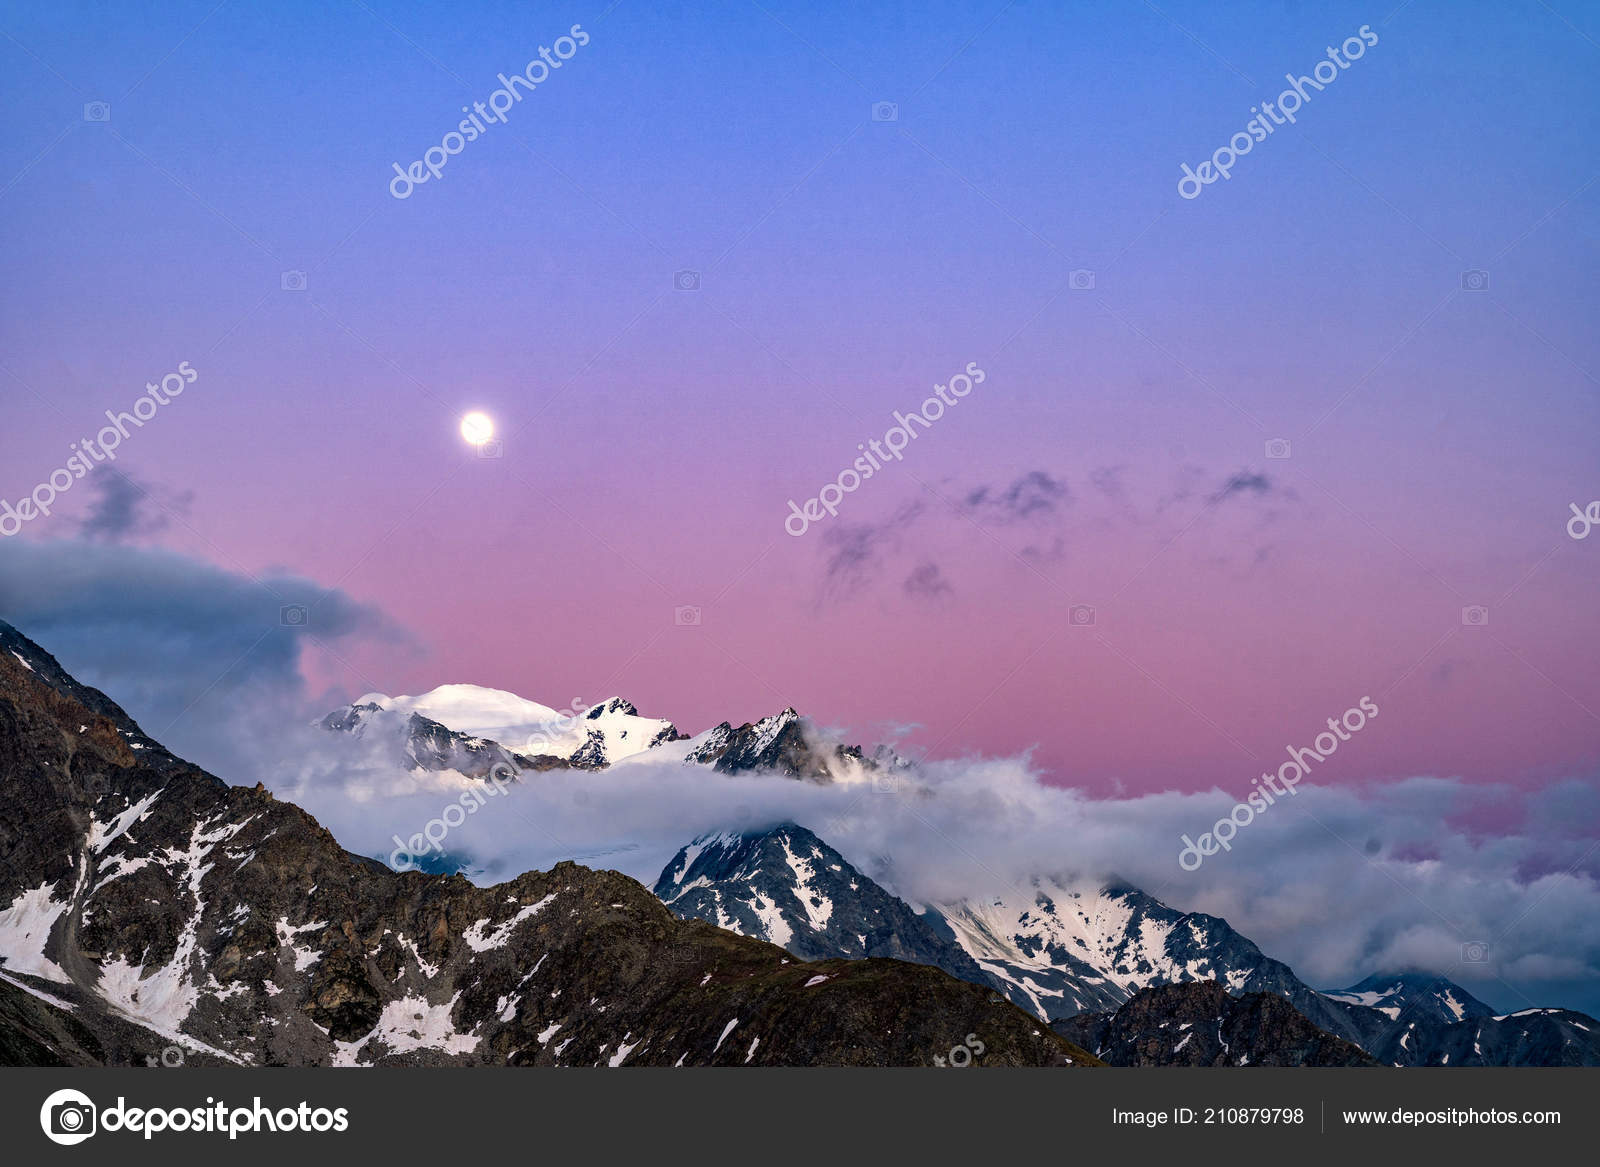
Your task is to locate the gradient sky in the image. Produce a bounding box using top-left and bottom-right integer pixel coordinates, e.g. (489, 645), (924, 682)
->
(2, 0), (1597, 800)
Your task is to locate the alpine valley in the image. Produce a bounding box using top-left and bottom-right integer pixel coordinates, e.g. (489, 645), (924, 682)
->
(2, 618), (1595, 1068)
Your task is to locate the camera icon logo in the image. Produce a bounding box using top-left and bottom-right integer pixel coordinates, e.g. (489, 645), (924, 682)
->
(1461, 269), (1489, 292)
(1069, 604), (1096, 627)
(280, 604), (309, 627)
(871, 101), (898, 121)
(476, 437), (504, 459)
(281, 270), (308, 292)
(872, 772), (898, 794)
(1461, 605), (1489, 627)
(40, 1089), (97, 1145)
(673, 270), (700, 291)
(674, 605), (702, 627)
(1461, 940), (1490, 963)
(83, 102), (111, 123)
(1068, 269), (1096, 291)
(1265, 437), (1292, 460)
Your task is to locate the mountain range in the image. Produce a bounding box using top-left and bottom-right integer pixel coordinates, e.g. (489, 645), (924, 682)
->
(319, 689), (683, 774)
(312, 676), (1600, 1068)
(651, 821), (1600, 1065)
(3, 620), (1596, 1067)
(0, 621), (1089, 1067)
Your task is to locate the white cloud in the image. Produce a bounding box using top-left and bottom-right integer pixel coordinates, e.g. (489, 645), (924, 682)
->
(266, 729), (1600, 1016)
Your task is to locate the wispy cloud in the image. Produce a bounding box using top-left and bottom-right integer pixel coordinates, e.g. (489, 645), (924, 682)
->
(1209, 470), (1274, 503)
(819, 499), (926, 600)
(77, 472), (193, 543)
(903, 561), (952, 599)
(963, 470), (1069, 523)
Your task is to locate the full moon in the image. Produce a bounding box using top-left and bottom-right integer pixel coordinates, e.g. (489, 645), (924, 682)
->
(459, 411), (495, 445)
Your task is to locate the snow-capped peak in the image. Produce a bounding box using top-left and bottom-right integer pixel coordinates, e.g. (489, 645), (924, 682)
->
(354, 685), (565, 746)
(567, 699), (682, 766)
(1323, 973), (1497, 1025)
(321, 685), (681, 771)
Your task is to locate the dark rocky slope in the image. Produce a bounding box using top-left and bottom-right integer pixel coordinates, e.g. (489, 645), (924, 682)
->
(1055, 981), (1378, 1067)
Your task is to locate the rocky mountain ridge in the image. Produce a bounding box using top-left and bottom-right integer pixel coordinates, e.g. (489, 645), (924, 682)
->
(1054, 980), (1379, 1067)
(651, 822), (1600, 1067)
